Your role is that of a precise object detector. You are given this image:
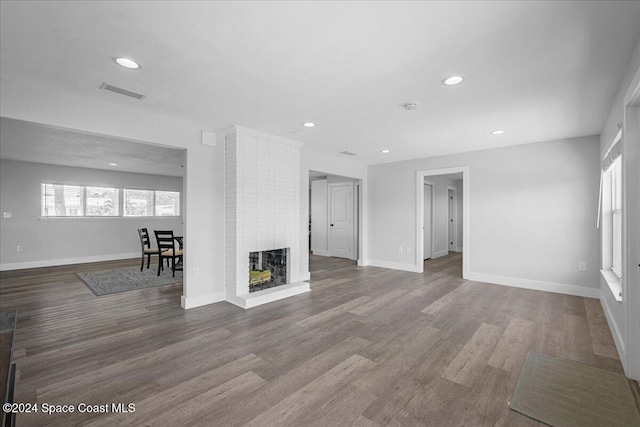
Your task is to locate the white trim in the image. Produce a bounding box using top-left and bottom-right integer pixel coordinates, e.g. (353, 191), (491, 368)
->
(357, 259), (368, 267)
(311, 250), (331, 257)
(431, 250), (448, 259)
(221, 125), (304, 147)
(0, 252), (139, 271)
(367, 259), (421, 273)
(226, 282), (310, 309)
(455, 247), (463, 253)
(600, 269), (623, 302)
(181, 292), (225, 309)
(467, 272), (600, 298)
(299, 271), (311, 281)
(416, 166), (470, 279)
(600, 288), (626, 357)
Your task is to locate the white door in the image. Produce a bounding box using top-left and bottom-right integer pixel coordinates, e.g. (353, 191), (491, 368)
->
(423, 183), (433, 259)
(329, 183), (353, 259)
(448, 189), (456, 252)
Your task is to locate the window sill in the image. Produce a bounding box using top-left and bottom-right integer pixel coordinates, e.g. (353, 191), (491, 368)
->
(600, 269), (622, 302)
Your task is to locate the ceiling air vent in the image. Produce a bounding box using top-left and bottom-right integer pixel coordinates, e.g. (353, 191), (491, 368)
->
(340, 151), (357, 156)
(99, 82), (145, 100)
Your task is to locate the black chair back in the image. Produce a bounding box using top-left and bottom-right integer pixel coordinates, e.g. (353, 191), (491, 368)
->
(154, 230), (176, 253)
(138, 228), (152, 250)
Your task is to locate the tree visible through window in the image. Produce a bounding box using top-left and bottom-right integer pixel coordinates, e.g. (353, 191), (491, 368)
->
(86, 187), (120, 216)
(41, 184), (85, 217)
(124, 189), (154, 217)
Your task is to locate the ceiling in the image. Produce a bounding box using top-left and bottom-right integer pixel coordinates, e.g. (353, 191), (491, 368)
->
(1, 1), (639, 165)
(0, 118), (185, 177)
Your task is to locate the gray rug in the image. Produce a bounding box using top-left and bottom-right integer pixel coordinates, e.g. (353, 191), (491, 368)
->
(510, 352), (640, 427)
(76, 266), (182, 296)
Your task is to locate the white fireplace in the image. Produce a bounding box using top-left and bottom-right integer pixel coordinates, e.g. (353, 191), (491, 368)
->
(224, 126), (310, 308)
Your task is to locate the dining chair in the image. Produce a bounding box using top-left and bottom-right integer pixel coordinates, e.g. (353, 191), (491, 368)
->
(154, 230), (183, 277)
(137, 228), (160, 271)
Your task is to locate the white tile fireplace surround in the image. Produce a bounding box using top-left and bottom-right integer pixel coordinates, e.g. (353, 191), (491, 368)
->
(224, 126), (310, 308)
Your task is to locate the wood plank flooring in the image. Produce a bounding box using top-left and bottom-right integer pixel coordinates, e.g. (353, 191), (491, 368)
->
(0, 252), (631, 426)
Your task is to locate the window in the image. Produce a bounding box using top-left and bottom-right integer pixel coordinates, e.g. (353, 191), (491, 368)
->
(599, 130), (623, 299)
(41, 184), (181, 218)
(155, 191), (180, 216)
(86, 186), (120, 217)
(610, 157), (622, 277)
(124, 189), (154, 217)
(41, 184), (85, 217)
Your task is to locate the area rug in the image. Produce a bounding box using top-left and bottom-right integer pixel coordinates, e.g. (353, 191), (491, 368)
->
(76, 266), (183, 296)
(510, 352), (640, 427)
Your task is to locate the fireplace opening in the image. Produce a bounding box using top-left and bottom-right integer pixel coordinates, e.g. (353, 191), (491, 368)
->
(248, 248), (289, 293)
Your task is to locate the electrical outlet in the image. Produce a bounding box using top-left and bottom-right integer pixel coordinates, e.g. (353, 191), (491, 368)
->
(16, 245), (23, 252)
(406, 246), (411, 253)
(578, 262), (587, 272)
(193, 268), (200, 277)
(3, 212), (12, 219)
(398, 246), (404, 253)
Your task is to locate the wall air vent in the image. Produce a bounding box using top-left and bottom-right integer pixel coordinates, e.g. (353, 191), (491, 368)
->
(340, 151), (357, 156)
(99, 82), (145, 100)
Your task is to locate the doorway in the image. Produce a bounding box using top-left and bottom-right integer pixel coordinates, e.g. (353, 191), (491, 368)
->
(309, 171), (360, 261)
(415, 167), (469, 277)
(448, 187), (457, 253)
(423, 182), (433, 260)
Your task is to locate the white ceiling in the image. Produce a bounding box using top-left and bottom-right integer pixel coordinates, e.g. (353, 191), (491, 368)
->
(0, 118), (185, 177)
(1, 1), (639, 165)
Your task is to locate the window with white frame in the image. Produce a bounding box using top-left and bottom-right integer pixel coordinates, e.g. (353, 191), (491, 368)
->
(41, 184), (85, 217)
(600, 130), (623, 292)
(41, 184), (181, 218)
(610, 157), (622, 277)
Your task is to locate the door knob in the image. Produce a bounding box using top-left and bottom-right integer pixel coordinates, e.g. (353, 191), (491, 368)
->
(330, 224), (334, 226)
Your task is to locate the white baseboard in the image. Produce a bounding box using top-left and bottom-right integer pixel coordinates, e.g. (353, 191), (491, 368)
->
(299, 271), (311, 281)
(432, 250), (448, 259)
(357, 259), (367, 267)
(599, 287), (626, 358)
(0, 252), (140, 271)
(455, 247), (463, 253)
(227, 282), (310, 309)
(181, 291), (226, 309)
(467, 272), (600, 298)
(311, 250), (331, 257)
(367, 259), (420, 273)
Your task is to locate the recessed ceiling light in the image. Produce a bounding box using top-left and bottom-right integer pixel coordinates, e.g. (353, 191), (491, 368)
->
(442, 75), (464, 86)
(109, 163), (118, 166)
(490, 130), (505, 135)
(303, 122), (315, 128)
(404, 103), (419, 111)
(113, 57), (141, 69)
(381, 150), (390, 153)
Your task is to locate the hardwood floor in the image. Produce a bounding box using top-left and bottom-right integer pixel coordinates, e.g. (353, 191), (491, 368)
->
(0, 253), (629, 426)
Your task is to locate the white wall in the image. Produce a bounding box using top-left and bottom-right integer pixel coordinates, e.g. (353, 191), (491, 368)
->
(310, 179), (328, 254)
(0, 77), (225, 309)
(300, 145), (368, 276)
(0, 159), (183, 270)
(367, 135), (601, 296)
(598, 34), (640, 379)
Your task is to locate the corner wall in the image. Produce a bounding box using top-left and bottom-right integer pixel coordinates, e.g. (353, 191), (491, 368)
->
(367, 136), (601, 297)
(0, 159), (183, 270)
(598, 34), (640, 379)
(0, 76), (225, 309)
